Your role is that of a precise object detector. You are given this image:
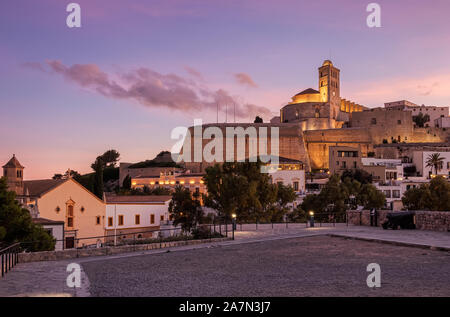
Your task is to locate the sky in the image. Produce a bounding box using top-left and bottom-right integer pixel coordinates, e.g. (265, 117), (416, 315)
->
(1, 0), (450, 179)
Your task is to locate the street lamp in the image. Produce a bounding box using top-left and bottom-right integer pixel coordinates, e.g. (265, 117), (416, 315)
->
(231, 213), (237, 240)
(309, 211), (315, 227)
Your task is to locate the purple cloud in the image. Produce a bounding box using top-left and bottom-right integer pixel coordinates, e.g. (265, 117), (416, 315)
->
(234, 72), (258, 88)
(29, 60), (273, 120)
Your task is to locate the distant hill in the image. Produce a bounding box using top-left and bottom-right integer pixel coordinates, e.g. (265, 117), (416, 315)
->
(128, 151), (181, 168)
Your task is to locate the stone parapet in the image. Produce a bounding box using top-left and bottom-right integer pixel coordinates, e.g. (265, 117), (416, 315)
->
(346, 210), (450, 232)
(18, 237), (231, 263)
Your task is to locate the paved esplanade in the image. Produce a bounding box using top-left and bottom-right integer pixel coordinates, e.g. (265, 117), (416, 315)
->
(0, 224), (449, 297)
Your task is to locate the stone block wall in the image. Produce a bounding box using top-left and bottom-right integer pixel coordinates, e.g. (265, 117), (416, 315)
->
(415, 211), (450, 232)
(346, 210), (388, 227)
(346, 210), (450, 232)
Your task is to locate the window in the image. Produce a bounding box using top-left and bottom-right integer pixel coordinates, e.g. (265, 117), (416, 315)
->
(336, 161), (340, 166)
(135, 215), (140, 225)
(96, 216), (101, 225)
(353, 161), (357, 168)
(150, 214), (155, 224)
(108, 217), (113, 227)
(342, 161), (347, 169)
(160, 215), (164, 221)
(371, 118), (377, 125)
(384, 190), (391, 198)
(315, 109), (320, 118)
(397, 120), (401, 125)
(118, 215), (124, 226)
(293, 181), (299, 191)
(67, 205), (74, 228)
(393, 190), (401, 198)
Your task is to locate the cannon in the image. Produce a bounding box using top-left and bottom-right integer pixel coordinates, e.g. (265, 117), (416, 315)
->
(382, 211), (416, 230)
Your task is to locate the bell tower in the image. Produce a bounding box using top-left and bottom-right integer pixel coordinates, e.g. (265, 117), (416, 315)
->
(318, 60), (340, 120)
(2, 154), (25, 195)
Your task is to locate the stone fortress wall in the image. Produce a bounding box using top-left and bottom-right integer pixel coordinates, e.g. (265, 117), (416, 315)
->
(179, 60), (450, 172)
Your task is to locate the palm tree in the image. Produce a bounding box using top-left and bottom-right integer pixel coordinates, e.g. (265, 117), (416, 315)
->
(425, 153), (444, 176)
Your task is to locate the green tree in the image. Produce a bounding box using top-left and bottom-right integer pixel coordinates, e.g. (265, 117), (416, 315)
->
(96, 149), (120, 168)
(425, 153), (444, 176)
(402, 176), (450, 211)
(272, 183), (296, 221)
(356, 183), (386, 209)
(0, 178), (55, 251)
(92, 158), (104, 199)
(287, 206), (307, 222)
(168, 186), (204, 232)
(254, 116), (263, 123)
(341, 169), (373, 184)
(412, 112), (430, 128)
(203, 163), (248, 221)
(122, 174), (132, 190)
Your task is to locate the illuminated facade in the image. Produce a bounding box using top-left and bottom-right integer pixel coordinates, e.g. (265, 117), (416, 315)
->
(131, 171), (206, 203)
(279, 60), (366, 130)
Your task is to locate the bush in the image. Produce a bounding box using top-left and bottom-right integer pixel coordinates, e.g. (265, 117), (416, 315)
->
(191, 225), (223, 239)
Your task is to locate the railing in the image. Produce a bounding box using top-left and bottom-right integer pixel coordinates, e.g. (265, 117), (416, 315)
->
(1, 243), (21, 278)
(235, 212), (348, 230)
(19, 222), (233, 252)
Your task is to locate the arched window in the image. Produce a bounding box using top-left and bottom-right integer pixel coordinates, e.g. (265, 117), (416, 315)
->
(315, 108), (320, 118)
(67, 205), (74, 228)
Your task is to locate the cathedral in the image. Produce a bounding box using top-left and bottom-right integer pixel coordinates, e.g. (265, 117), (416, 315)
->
(278, 60), (367, 130)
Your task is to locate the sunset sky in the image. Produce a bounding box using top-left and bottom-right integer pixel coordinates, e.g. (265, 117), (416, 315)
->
(1, 0), (450, 179)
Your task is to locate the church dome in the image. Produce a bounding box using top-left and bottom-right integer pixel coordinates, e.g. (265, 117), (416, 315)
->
(294, 88), (319, 96)
(290, 88), (321, 104)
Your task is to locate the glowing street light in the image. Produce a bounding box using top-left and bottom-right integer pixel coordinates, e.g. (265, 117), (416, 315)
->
(309, 211), (315, 227)
(231, 213), (237, 240)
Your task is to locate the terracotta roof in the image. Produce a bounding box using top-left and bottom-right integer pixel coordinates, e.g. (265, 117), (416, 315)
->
(294, 88), (319, 96)
(24, 179), (66, 197)
(2, 155), (24, 169)
(105, 194), (172, 204)
(32, 217), (64, 225)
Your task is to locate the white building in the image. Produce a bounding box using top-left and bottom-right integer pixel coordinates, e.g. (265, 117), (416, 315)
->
(361, 157), (404, 182)
(384, 100), (449, 127)
(375, 181), (403, 211)
(105, 194), (172, 241)
(412, 151), (450, 178)
(434, 116), (450, 128)
(32, 218), (64, 251)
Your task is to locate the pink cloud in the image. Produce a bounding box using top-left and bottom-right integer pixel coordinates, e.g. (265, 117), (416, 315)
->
(345, 73), (450, 107)
(30, 60), (274, 120)
(234, 72), (258, 88)
(184, 66), (204, 80)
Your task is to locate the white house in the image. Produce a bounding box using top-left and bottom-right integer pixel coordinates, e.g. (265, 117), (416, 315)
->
(375, 182), (403, 211)
(105, 194), (172, 241)
(412, 151), (450, 178)
(32, 218), (64, 251)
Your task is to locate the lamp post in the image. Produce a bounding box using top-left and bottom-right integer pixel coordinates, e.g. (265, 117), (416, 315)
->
(231, 213), (237, 240)
(114, 204), (117, 247)
(309, 211), (315, 228)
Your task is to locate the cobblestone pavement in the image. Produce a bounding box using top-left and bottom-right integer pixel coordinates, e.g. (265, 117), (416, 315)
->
(0, 224), (448, 297)
(82, 236), (450, 297)
(0, 259), (90, 297)
(233, 223), (450, 250)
